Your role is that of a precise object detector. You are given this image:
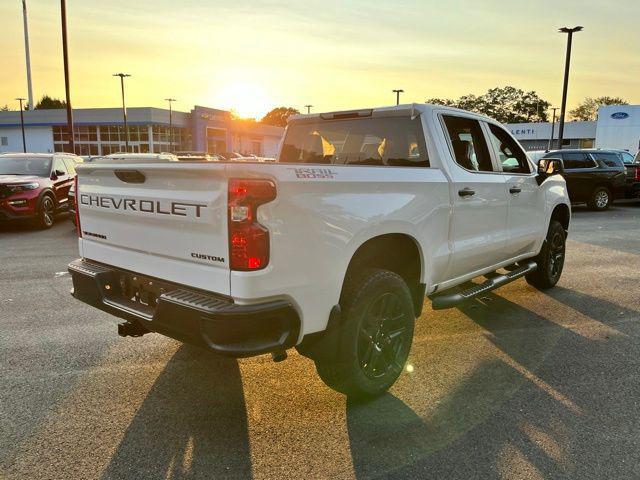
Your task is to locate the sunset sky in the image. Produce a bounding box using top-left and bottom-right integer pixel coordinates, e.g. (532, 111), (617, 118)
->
(1, 0), (638, 119)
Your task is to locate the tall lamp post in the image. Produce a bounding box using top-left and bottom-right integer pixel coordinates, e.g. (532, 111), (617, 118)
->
(60, 0), (75, 153)
(548, 107), (559, 151)
(113, 73), (131, 151)
(304, 104), (313, 114)
(164, 98), (176, 152)
(21, 0), (34, 110)
(557, 26), (583, 150)
(15, 98), (27, 153)
(392, 89), (404, 106)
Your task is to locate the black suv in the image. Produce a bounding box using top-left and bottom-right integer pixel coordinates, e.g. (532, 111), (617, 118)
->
(542, 149), (627, 211)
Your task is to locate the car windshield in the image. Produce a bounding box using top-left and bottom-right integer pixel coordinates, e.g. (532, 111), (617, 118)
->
(0, 156), (51, 176)
(279, 116), (429, 167)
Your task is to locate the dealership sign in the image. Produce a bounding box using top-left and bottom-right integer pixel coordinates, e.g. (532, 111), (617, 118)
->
(611, 112), (629, 119)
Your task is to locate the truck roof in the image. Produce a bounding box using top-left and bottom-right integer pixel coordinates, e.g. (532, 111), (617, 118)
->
(288, 103), (497, 124)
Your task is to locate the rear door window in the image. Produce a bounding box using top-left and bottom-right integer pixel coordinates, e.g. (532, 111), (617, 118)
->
(279, 116), (429, 167)
(560, 153), (596, 169)
(592, 151), (624, 168)
(442, 115), (494, 172)
(486, 123), (531, 174)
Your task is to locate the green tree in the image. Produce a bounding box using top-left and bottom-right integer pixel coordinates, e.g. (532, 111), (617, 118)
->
(35, 95), (67, 110)
(261, 107), (300, 127)
(569, 96), (628, 121)
(426, 86), (551, 123)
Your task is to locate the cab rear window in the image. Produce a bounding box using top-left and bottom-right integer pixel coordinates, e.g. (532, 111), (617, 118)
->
(280, 117), (429, 167)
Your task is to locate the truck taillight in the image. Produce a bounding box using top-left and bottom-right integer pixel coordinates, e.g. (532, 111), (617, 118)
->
(74, 175), (81, 237)
(636, 167), (640, 181)
(228, 179), (276, 271)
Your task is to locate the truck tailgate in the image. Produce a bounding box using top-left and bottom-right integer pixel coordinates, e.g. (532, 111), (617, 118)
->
(76, 162), (230, 295)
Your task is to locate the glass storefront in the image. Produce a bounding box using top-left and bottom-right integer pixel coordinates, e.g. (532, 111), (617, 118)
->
(53, 124), (191, 155)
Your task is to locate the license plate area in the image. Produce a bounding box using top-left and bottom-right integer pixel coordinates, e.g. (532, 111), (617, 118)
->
(107, 272), (174, 315)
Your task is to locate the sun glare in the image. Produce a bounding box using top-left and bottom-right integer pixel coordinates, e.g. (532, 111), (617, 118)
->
(215, 82), (272, 120)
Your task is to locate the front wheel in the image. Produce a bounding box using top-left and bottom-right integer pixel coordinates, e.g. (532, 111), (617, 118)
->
(587, 186), (611, 211)
(314, 269), (416, 400)
(35, 195), (56, 229)
(525, 220), (566, 289)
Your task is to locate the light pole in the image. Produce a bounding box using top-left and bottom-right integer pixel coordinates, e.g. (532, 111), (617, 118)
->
(113, 73), (131, 151)
(557, 26), (583, 150)
(304, 105), (313, 114)
(165, 98), (176, 152)
(548, 107), (559, 151)
(15, 98), (27, 153)
(21, 0), (34, 110)
(392, 89), (404, 106)
(60, 0), (75, 153)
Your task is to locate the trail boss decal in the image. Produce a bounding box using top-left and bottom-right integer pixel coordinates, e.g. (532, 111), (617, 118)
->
(288, 168), (337, 179)
(80, 194), (207, 218)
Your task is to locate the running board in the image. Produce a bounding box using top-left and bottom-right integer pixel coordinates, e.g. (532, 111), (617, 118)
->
(431, 261), (537, 310)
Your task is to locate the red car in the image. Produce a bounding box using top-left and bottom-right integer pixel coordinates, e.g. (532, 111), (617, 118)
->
(0, 153), (82, 228)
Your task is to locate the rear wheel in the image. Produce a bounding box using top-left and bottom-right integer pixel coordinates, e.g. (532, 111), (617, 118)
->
(587, 186), (611, 211)
(35, 195), (56, 229)
(525, 220), (566, 289)
(314, 269), (415, 400)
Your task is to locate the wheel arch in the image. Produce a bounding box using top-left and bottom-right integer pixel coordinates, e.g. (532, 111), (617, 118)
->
(550, 203), (570, 232)
(340, 233), (425, 316)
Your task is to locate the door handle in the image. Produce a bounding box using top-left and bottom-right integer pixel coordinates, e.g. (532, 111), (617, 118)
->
(458, 188), (475, 197)
(509, 186), (522, 194)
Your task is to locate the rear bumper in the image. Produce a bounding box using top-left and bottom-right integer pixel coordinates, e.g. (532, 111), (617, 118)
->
(68, 259), (300, 357)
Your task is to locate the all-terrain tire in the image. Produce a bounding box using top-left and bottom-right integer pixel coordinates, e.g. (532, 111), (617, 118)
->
(314, 268), (416, 400)
(525, 220), (566, 289)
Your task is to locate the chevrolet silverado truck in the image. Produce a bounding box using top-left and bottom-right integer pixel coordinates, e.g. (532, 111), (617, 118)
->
(68, 104), (570, 399)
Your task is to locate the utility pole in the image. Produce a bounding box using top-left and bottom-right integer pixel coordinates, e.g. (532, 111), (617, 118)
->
(165, 98), (176, 152)
(548, 107), (559, 151)
(557, 26), (583, 150)
(113, 73), (131, 151)
(21, 0), (34, 110)
(60, 0), (75, 153)
(392, 89), (404, 106)
(304, 105), (313, 114)
(16, 98), (27, 153)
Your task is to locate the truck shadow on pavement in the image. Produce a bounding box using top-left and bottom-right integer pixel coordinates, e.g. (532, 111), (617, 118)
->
(101, 344), (252, 480)
(346, 289), (640, 479)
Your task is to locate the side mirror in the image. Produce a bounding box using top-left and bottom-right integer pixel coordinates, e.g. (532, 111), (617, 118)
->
(51, 169), (66, 179)
(536, 157), (563, 185)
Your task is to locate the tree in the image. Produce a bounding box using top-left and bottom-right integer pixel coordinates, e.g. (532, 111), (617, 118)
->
(34, 95), (67, 110)
(0, 105), (10, 111)
(261, 107), (300, 127)
(426, 86), (551, 123)
(569, 96), (628, 121)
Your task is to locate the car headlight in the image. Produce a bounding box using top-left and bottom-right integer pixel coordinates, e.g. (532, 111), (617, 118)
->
(8, 182), (39, 192)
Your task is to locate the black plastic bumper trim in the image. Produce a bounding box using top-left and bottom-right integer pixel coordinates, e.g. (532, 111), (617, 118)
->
(68, 259), (300, 357)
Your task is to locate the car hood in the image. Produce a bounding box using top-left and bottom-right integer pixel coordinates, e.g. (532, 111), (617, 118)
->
(0, 175), (44, 185)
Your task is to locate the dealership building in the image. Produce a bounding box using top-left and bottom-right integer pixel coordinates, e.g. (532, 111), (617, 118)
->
(507, 105), (640, 153)
(0, 105), (284, 157)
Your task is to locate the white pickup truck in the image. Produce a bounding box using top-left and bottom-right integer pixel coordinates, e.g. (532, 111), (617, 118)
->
(68, 104), (570, 399)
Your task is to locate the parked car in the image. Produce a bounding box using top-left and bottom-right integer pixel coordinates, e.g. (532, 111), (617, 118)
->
(0, 152), (82, 228)
(69, 104), (570, 399)
(616, 150), (640, 199)
(542, 149), (626, 210)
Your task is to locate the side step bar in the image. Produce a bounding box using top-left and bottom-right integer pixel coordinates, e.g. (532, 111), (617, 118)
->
(431, 261), (537, 310)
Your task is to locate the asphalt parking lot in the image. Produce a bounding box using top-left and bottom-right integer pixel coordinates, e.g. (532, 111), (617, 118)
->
(1, 202), (639, 480)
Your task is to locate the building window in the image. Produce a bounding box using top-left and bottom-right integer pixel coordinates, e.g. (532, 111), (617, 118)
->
(1, 137), (7, 146)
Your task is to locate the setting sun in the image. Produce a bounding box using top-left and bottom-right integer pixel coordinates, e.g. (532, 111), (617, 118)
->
(214, 82), (273, 120)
